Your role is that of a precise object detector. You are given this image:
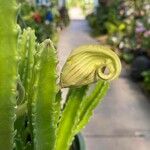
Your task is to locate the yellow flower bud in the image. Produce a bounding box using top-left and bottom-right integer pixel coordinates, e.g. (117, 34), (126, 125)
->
(60, 45), (121, 88)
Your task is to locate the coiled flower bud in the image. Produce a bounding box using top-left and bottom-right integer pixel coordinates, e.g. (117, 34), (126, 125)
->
(60, 45), (121, 88)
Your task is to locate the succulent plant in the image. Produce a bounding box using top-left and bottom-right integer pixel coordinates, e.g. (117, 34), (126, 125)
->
(0, 0), (121, 150)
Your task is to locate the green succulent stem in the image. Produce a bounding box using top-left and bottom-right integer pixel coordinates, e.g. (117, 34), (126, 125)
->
(32, 40), (58, 150)
(55, 81), (109, 150)
(55, 86), (88, 150)
(17, 28), (36, 149)
(0, 0), (18, 149)
(76, 81), (109, 132)
(16, 102), (27, 118)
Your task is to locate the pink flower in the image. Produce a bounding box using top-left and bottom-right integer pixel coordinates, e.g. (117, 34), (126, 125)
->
(135, 26), (145, 33)
(144, 30), (150, 37)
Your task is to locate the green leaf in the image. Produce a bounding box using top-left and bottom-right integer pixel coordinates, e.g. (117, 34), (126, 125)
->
(32, 39), (59, 150)
(0, 0), (18, 149)
(54, 90), (62, 127)
(76, 81), (109, 133)
(55, 86), (88, 150)
(18, 28), (36, 98)
(16, 28), (36, 149)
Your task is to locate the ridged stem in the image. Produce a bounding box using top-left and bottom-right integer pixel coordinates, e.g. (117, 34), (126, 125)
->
(0, 0), (18, 149)
(55, 86), (87, 150)
(32, 40), (58, 150)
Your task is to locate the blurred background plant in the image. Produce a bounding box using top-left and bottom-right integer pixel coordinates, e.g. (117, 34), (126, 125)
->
(142, 71), (150, 91)
(18, 0), (70, 44)
(86, 0), (150, 92)
(86, 0), (122, 36)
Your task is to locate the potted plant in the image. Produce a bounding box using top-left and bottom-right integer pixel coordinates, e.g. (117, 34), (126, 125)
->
(0, 0), (121, 150)
(70, 133), (86, 150)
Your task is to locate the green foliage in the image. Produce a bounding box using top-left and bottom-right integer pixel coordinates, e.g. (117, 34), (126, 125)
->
(86, 13), (100, 36)
(0, 1), (18, 149)
(18, 2), (60, 44)
(55, 86), (88, 150)
(0, 1), (121, 150)
(107, 0), (149, 52)
(32, 40), (58, 150)
(142, 71), (150, 91)
(86, 0), (121, 36)
(76, 81), (109, 132)
(55, 81), (109, 150)
(122, 52), (134, 64)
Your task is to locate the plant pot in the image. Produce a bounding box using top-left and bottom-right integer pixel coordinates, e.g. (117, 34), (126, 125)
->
(70, 133), (86, 150)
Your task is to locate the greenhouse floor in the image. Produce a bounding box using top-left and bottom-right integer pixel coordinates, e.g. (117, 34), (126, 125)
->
(58, 20), (150, 150)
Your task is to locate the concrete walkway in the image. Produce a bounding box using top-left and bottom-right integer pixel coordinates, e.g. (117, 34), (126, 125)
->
(57, 20), (150, 150)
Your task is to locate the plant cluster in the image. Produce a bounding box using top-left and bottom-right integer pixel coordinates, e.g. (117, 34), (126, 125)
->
(18, 1), (70, 44)
(0, 1), (121, 150)
(86, 0), (122, 36)
(86, 0), (149, 54)
(108, 0), (150, 52)
(87, 0), (150, 93)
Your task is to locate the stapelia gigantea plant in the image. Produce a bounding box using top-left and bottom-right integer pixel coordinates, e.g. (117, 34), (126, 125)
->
(0, 0), (121, 150)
